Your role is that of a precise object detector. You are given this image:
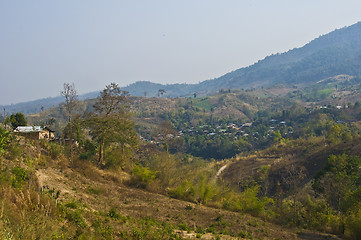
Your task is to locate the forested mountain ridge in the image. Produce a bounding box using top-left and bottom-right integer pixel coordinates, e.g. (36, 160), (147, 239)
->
(124, 21), (361, 96)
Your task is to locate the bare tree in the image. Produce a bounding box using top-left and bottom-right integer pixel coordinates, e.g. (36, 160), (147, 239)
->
(61, 83), (78, 158)
(61, 83), (78, 124)
(93, 83), (128, 117)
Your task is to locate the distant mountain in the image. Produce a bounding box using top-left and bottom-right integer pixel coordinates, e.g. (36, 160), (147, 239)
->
(122, 81), (196, 98)
(199, 21), (361, 90)
(124, 21), (361, 96)
(0, 91), (99, 115)
(3, 21), (361, 114)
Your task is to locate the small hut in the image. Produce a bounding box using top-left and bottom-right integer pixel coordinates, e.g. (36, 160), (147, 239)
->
(14, 126), (55, 140)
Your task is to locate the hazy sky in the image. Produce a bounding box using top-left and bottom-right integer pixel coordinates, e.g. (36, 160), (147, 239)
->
(1, 1), (361, 105)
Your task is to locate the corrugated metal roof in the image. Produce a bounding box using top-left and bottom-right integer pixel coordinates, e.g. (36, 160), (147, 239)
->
(14, 126), (43, 133)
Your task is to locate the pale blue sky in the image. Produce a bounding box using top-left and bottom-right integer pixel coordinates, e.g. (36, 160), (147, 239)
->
(1, 0), (361, 105)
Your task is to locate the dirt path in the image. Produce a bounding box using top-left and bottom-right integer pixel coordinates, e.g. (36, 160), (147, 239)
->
(215, 163), (229, 179)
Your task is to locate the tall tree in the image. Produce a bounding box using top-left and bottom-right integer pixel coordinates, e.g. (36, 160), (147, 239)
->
(61, 83), (78, 142)
(61, 83), (78, 159)
(87, 83), (137, 165)
(61, 83), (78, 124)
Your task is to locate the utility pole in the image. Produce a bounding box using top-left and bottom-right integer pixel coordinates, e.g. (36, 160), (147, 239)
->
(3, 108), (6, 128)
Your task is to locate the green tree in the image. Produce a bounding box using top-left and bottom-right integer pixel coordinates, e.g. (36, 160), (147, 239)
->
(313, 154), (360, 212)
(234, 137), (252, 153)
(9, 113), (27, 129)
(273, 130), (284, 143)
(86, 83), (137, 166)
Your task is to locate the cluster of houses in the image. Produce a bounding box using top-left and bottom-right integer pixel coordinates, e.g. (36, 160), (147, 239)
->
(144, 117), (295, 145)
(147, 122), (255, 143)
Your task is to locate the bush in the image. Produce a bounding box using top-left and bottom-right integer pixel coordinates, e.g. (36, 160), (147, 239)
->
(6, 143), (23, 160)
(86, 187), (103, 195)
(169, 181), (195, 201)
(131, 165), (157, 188)
(79, 140), (97, 160)
(0, 127), (10, 156)
(47, 142), (63, 159)
(346, 210), (361, 240)
(223, 186), (273, 216)
(66, 210), (86, 228)
(107, 208), (127, 221)
(10, 167), (29, 189)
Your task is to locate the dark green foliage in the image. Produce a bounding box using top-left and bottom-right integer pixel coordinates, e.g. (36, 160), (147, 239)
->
(313, 154), (360, 211)
(184, 134), (237, 160)
(79, 139), (97, 160)
(8, 112), (27, 129)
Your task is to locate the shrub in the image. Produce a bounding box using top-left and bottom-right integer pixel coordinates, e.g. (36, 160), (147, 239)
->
(79, 140), (97, 160)
(131, 165), (157, 188)
(0, 127), (10, 156)
(223, 185), (273, 216)
(66, 209), (86, 228)
(346, 210), (361, 240)
(47, 142), (63, 159)
(10, 167), (29, 189)
(65, 200), (79, 209)
(107, 208), (127, 221)
(169, 181), (195, 202)
(6, 143), (23, 160)
(178, 223), (190, 231)
(86, 187), (102, 195)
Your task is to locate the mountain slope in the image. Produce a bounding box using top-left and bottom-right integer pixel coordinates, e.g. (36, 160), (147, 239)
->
(195, 21), (361, 91)
(124, 21), (361, 96)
